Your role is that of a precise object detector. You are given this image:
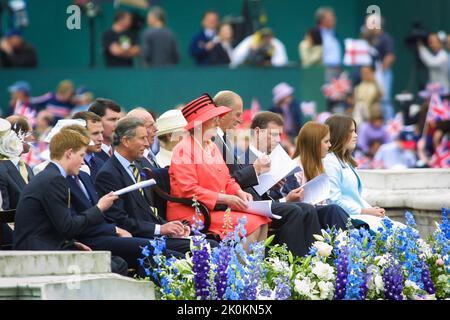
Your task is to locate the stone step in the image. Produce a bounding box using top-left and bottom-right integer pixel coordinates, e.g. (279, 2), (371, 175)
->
(0, 273), (155, 300)
(0, 251), (111, 278)
(359, 169), (450, 190)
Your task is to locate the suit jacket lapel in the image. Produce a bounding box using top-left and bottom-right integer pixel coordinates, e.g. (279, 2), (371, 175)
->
(79, 173), (99, 203)
(5, 161), (26, 189)
(66, 176), (91, 206)
(111, 155), (151, 212)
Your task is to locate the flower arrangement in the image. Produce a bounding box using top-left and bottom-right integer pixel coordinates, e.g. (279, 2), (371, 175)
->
(140, 205), (450, 300)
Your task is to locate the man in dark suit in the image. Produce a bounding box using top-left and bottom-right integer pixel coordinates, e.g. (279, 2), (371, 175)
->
(13, 127), (116, 250)
(0, 116), (34, 246)
(88, 98), (122, 163)
(95, 117), (193, 255)
(213, 91), (322, 257)
(0, 116), (34, 210)
(127, 108), (161, 169)
(189, 10), (219, 65)
(13, 126), (134, 275)
(72, 111), (106, 179)
(67, 167), (183, 272)
(245, 111), (349, 231)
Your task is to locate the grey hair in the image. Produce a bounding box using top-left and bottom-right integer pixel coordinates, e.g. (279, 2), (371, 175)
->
(315, 6), (334, 24)
(113, 117), (145, 147)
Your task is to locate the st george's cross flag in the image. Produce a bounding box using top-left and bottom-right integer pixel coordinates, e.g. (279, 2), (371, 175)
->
(343, 39), (372, 66)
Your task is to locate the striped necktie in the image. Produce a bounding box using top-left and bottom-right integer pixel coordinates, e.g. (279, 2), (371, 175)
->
(130, 162), (159, 218)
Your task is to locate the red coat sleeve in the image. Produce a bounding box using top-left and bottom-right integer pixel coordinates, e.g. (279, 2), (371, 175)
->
(225, 177), (241, 195)
(170, 161), (218, 210)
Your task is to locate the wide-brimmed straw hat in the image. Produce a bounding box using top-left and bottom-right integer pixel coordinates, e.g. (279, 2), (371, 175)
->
(156, 109), (187, 137)
(182, 93), (231, 130)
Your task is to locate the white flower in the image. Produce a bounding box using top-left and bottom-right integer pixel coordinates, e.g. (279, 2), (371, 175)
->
(374, 275), (384, 292)
(172, 259), (192, 274)
(405, 280), (421, 291)
(311, 261), (335, 281)
(313, 241), (333, 258)
(294, 277), (315, 297)
(437, 274), (449, 284)
(317, 281), (334, 300)
(417, 239), (432, 258)
(374, 254), (390, 267)
(313, 234), (325, 241)
(0, 131), (23, 159)
(335, 231), (348, 246)
(269, 257), (292, 277)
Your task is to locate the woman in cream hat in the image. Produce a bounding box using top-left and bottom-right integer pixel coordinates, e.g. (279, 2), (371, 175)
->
(155, 109), (187, 168)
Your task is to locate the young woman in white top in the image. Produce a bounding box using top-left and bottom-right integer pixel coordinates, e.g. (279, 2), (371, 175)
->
(323, 114), (386, 218)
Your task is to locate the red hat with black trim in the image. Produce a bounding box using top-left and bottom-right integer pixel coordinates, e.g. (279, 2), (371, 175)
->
(182, 93), (231, 130)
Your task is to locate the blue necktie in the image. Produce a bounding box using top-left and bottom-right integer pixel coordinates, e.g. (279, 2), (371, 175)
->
(88, 156), (98, 178)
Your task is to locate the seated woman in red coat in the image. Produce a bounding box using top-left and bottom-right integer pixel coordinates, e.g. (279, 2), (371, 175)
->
(167, 93), (270, 248)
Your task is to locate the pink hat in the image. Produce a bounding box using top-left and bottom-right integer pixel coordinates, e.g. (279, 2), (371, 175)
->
(272, 82), (294, 104)
(182, 93), (231, 130)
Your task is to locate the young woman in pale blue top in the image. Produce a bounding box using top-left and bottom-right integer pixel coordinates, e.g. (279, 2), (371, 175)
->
(323, 114), (386, 217)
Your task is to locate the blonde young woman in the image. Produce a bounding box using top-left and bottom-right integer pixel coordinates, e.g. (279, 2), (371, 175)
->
(284, 121), (350, 230)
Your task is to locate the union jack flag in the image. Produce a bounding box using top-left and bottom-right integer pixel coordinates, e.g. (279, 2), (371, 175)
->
(386, 112), (403, 139)
(322, 73), (352, 101)
(13, 100), (37, 127)
(429, 136), (450, 168)
(426, 94), (450, 123)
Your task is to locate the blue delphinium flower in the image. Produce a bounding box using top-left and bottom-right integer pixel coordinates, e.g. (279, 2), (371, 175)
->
(212, 240), (232, 300)
(274, 274), (291, 300)
(334, 247), (349, 300)
(192, 243), (211, 300)
(344, 230), (366, 300)
(382, 260), (403, 300)
(376, 217), (395, 254)
(432, 208), (450, 274)
(243, 241), (265, 300)
(225, 217), (248, 300)
(420, 261), (436, 295)
(397, 213), (426, 290)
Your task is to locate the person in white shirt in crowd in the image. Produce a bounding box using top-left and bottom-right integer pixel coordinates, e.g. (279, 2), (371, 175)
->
(155, 109), (187, 168)
(418, 33), (449, 90)
(314, 7), (342, 81)
(231, 27), (288, 68)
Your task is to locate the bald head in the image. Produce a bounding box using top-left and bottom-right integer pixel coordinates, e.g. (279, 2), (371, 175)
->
(213, 90), (243, 131)
(127, 107), (157, 145)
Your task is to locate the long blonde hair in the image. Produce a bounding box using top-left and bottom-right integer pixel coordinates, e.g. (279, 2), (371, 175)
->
(293, 121), (329, 181)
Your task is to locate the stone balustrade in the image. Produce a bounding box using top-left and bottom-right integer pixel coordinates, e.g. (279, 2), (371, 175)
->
(360, 169), (450, 237)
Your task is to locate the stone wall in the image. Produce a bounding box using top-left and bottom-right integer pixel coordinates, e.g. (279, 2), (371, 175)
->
(359, 169), (450, 237)
(0, 251), (155, 300)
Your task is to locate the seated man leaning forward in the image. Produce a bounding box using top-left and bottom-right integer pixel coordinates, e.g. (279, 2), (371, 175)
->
(12, 126), (130, 274)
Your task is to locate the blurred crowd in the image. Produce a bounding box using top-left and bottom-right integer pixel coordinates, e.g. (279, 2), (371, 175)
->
(1, 5), (450, 170)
